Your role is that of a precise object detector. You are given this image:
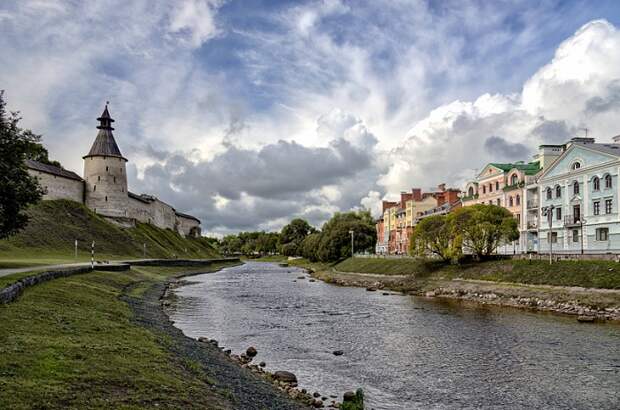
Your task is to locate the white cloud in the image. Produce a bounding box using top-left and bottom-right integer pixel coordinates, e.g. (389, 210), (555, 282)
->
(168, 0), (223, 48)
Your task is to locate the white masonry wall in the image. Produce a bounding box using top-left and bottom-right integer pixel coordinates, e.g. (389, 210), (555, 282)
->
(28, 169), (84, 203)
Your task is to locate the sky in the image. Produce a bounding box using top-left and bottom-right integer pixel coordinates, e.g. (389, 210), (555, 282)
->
(2, 0), (620, 236)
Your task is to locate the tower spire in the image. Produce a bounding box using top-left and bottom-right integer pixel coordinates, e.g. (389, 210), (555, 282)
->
(97, 101), (115, 131)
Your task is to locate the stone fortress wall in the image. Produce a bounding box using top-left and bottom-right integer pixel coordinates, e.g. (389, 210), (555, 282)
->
(28, 168), (84, 203)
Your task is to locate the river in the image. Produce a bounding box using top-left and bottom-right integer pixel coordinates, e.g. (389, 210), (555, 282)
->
(168, 262), (620, 410)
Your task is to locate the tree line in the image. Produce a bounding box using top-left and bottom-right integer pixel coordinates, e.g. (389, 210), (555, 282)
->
(218, 210), (376, 262)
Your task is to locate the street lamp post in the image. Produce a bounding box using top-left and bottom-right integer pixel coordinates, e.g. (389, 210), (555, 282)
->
(349, 230), (354, 257)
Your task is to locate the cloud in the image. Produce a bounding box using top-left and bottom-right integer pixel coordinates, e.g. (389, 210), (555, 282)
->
(168, 0), (224, 48)
(379, 19), (620, 205)
(484, 136), (531, 160)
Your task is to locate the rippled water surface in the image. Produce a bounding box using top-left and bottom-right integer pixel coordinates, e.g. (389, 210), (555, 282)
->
(169, 262), (620, 409)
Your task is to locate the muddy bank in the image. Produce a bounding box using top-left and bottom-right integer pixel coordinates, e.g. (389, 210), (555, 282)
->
(309, 268), (620, 322)
(122, 270), (311, 410)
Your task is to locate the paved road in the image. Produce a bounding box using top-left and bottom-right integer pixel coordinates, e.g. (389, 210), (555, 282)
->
(0, 262), (99, 278)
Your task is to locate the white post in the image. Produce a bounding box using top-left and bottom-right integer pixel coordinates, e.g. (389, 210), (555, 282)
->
(91, 240), (95, 269)
(75, 239), (78, 260)
(143, 243), (146, 258)
(349, 230), (354, 257)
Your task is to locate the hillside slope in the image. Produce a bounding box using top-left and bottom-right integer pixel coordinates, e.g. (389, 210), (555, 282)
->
(0, 200), (219, 261)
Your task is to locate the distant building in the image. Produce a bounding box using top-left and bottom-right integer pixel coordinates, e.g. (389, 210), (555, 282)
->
(375, 184), (461, 255)
(26, 105), (201, 237)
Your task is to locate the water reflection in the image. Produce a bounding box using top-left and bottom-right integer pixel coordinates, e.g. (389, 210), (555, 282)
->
(169, 262), (620, 410)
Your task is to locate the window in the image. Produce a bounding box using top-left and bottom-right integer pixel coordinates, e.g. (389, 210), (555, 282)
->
(546, 187), (552, 200)
(106, 166), (109, 172)
(571, 161), (581, 170)
(593, 177), (600, 191)
(556, 207), (562, 220)
(468, 187), (474, 196)
(105, 196), (108, 202)
(496, 198), (500, 206)
(496, 181), (499, 190)
(93, 185), (96, 192)
(516, 213), (521, 224)
(548, 232), (558, 243)
(593, 201), (600, 215)
(114, 176), (116, 183)
(482, 186), (486, 194)
(555, 185), (561, 198)
(606, 199), (612, 214)
(509, 196), (514, 207)
(516, 195), (521, 206)
(489, 184), (493, 192)
(605, 174), (612, 189)
(97, 175), (101, 181)
(573, 181), (580, 195)
(511, 174), (518, 185)
(572, 229), (579, 243)
(596, 227), (609, 241)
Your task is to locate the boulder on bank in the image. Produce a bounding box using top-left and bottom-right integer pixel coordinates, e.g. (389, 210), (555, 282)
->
(273, 371), (297, 384)
(332, 350), (344, 356)
(246, 346), (258, 357)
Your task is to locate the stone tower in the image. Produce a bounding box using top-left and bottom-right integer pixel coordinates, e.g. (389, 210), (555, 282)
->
(83, 104), (129, 217)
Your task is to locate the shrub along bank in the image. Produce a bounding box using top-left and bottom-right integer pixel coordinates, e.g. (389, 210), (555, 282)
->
(334, 257), (620, 289)
(0, 199), (219, 266)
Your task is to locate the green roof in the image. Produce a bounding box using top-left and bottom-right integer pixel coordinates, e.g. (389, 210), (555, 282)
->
(489, 161), (541, 175)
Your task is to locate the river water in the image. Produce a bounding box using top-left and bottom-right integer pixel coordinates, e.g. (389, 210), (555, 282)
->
(168, 262), (620, 409)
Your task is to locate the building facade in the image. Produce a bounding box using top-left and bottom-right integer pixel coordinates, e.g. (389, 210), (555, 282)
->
(538, 137), (620, 254)
(26, 105), (201, 237)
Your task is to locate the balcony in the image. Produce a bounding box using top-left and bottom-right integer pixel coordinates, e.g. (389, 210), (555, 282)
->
(526, 199), (539, 210)
(564, 214), (583, 227)
(527, 220), (538, 230)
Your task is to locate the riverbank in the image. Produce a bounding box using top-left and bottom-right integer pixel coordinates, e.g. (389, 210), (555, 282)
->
(293, 258), (620, 321)
(0, 262), (311, 409)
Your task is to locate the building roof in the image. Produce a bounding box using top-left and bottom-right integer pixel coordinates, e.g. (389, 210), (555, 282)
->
(25, 159), (83, 182)
(175, 211), (201, 223)
(83, 104), (126, 160)
(573, 142), (620, 157)
(490, 161), (540, 175)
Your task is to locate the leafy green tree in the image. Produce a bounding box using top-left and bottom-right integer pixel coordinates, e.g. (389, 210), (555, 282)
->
(279, 218), (315, 256)
(316, 210), (376, 262)
(220, 234), (243, 255)
(301, 232), (322, 262)
(450, 204), (519, 259)
(0, 91), (44, 239)
(410, 214), (460, 262)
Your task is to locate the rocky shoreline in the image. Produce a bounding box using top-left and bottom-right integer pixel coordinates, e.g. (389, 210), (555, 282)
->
(157, 272), (360, 409)
(308, 268), (620, 322)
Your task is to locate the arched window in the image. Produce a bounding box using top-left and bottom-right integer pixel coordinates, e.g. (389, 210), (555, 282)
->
(605, 174), (612, 189)
(468, 187), (474, 196)
(555, 185), (561, 198)
(593, 176), (600, 191)
(511, 174), (518, 185)
(546, 187), (552, 200)
(573, 181), (580, 195)
(516, 195), (521, 206)
(509, 196), (514, 207)
(571, 161), (581, 170)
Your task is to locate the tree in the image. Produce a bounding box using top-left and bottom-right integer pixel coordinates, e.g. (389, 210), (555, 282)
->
(301, 232), (322, 262)
(410, 214), (460, 262)
(316, 210), (376, 262)
(279, 218), (315, 256)
(0, 91), (44, 239)
(450, 204), (519, 259)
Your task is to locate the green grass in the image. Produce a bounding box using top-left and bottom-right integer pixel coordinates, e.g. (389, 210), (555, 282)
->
(0, 200), (219, 267)
(334, 257), (620, 289)
(0, 263), (236, 409)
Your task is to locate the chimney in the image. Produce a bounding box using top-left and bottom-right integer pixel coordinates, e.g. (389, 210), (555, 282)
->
(437, 183), (446, 192)
(537, 144), (565, 170)
(411, 188), (422, 201)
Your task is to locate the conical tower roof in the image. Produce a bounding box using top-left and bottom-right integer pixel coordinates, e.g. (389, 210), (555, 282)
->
(84, 103), (126, 160)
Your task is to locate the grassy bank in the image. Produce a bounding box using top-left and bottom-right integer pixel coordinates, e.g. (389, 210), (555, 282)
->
(334, 257), (620, 289)
(0, 263), (242, 408)
(0, 200), (219, 268)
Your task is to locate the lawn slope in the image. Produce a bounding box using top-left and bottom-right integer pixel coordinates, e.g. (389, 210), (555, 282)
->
(0, 200), (219, 266)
